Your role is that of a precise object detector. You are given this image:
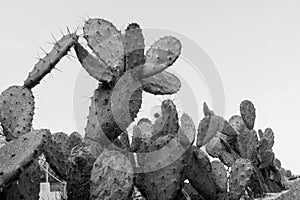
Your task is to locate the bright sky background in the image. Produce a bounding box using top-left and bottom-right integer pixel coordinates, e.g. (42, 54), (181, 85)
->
(1, 1), (300, 174)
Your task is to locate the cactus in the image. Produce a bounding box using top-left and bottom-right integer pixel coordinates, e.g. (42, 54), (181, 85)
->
(184, 146), (218, 199)
(74, 43), (113, 82)
(211, 160), (228, 192)
(205, 136), (236, 167)
(67, 143), (96, 200)
(90, 148), (133, 200)
(274, 158), (281, 169)
(83, 18), (124, 72)
(4, 161), (43, 200)
(240, 100), (256, 130)
(76, 19), (182, 154)
(0, 86), (35, 140)
(197, 114), (238, 148)
(196, 116), (220, 147)
(0, 129), (50, 189)
(142, 71), (181, 95)
(261, 128), (275, 150)
(229, 158), (254, 199)
(237, 129), (258, 159)
(258, 150), (275, 169)
(43, 133), (69, 180)
(229, 115), (247, 133)
(24, 33), (78, 89)
(203, 102), (215, 116)
(135, 101), (196, 200)
(151, 99), (179, 140)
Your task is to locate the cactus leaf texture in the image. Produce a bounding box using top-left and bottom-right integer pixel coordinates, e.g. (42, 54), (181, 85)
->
(24, 34), (78, 89)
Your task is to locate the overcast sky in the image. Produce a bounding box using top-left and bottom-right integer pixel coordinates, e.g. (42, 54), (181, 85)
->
(1, 0), (300, 173)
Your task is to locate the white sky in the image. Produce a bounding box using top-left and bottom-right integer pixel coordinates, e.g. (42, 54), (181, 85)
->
(1, 0), (300, 174)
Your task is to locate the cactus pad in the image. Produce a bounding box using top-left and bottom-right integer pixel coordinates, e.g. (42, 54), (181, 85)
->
(24, 34), (78, 89)
(151, 99), (179, 140)
(67, 144), (96, 200)
(211, 160), (228, 192)
(0, 129), (49, 188)
(142, 70), (181, 95)
(229, 115), (247, 133)
(83, 18), (124, 72)
(203, 102), (215, 116)
(0, 86), (34, 139)
(124, 23), (145, 71)
(140, 36), (181, 78)
(90, 148), (133, 200)
(4, 161), (43, 200)
(237, 129), (258, 159)
(229, 158), (254, 199)
(184, 146), (217, 200)
(43, 133), (69, 180)
(74, 43), (113, 82)
(240, 100), (256, 130)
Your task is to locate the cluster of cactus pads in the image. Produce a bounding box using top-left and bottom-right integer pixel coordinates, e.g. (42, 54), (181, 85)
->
(0, 17), (297, 200)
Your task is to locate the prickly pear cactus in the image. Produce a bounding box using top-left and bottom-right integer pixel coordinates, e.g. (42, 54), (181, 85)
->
(205, 136), (236, 167)
(142, 71), (181, 95)
(4, 161), (43, 200)
(83, 18), (124, 72)
(229, 158), (254, 199)
(74, 43), (113, 82)
(24, 33), (78, 89)
(197, 115), (238, 148)
(0, 86), (35, 140)
(151, 99), (179, 140)
(67, 143), (96, 200)
(135, 109), (196, 200)
(76, 19), (182, 154)
(240, 100), (256, 130)
(211, 160), (228, 193)
(43, 133), (69, 180)
(203, 102), (215, 116)
(229, 115), (247, 133)
(90, 148), (133, 200)
(184, 146), (217, 200)
(0, 129), (50, 189)
(237, 129), (258, 159)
